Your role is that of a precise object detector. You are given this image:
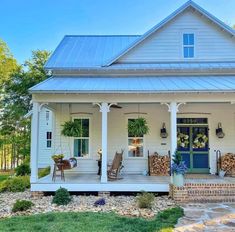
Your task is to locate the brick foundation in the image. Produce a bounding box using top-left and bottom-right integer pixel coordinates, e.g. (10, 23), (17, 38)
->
(98, 191), (110, 197)
(31, 191), (44, 198)
(170, 183), (235, 203)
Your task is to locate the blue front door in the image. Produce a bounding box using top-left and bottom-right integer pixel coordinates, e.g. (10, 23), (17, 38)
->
(177, 118), (209, 173)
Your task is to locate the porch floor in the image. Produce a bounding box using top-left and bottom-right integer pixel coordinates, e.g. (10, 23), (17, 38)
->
(32, 173), (235, 192)
(33, 173), (170, 192)
(37, 173), (170, 184)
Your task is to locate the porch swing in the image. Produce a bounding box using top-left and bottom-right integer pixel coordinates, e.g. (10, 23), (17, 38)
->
(51, 104), (78, 181)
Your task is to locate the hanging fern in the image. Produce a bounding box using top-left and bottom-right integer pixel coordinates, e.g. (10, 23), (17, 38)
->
(128, 117), (149, 137)
(61, 120), (81, 137)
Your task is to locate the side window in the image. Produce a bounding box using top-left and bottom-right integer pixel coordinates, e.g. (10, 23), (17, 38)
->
(46, 110), (50, 121)
(73, 118), (90, 158)
(46, 131), (52, 148)
(128, 119), (144, 157)
(183, 33), (194, 58)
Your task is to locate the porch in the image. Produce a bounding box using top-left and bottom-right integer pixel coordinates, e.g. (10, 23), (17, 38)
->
(31, 173), (235, 193)
(32, 173), (170, 192)
(30, 91), (235, 192)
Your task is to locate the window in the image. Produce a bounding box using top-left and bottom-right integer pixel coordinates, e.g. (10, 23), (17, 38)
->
(46, 111), (50, 121)
(183, 33), (194, 58)
(46, 132), (52, 148)
(73, 118), (90, 158)
(127, 119), (144, 157)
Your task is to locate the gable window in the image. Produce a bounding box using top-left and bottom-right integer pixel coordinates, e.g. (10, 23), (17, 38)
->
(183, 33), (194, 58)
(46, 131), (52, 148)
(127, 119), (144, 157)
(73, 118), (90, 158)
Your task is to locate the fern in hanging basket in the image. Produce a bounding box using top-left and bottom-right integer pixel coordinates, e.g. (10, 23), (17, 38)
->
(61, 120), (81, 137)
(128, 117), (149, 137)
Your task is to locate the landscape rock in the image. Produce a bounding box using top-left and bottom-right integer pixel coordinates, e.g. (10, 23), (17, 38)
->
(0, 191), (176, 219)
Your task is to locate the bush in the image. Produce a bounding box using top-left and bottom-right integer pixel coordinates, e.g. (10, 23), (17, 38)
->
(38, 166), (50, 178)
(15, 163), (31, 176)
(52, 188), (71, 205)
(12, 200), (34, 212)
(136, 191), (155, 209)
(0, 176), (30, 192)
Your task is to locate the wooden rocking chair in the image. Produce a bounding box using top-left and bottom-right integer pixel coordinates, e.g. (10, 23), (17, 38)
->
(108, 150), (124, 180)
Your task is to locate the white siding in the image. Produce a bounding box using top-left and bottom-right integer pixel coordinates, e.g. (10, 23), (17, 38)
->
(38, 108), (53, 168)
(118, 9), (235, 63)
(43, 102), (235, 175)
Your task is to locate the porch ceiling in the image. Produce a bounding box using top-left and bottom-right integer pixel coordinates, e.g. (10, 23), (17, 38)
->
(30, 75), (235, 94)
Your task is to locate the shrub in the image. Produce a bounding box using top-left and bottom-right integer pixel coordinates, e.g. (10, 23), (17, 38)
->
(0, 176), (30, 192)
(136, 191), (155, 209)
(12, 200), (34, 212)
(52, 188), (71, 205)
(38, 166), (50, 178)
(15, 163), (31, 176)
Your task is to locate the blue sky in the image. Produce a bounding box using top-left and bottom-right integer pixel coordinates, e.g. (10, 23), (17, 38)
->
(1, 0), (235, 64)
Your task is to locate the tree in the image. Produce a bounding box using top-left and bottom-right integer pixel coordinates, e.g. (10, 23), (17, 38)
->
(0, 39), (18, 88)
(0, 50), (51, 169)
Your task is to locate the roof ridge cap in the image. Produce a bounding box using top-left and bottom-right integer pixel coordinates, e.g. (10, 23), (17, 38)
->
(64, 35), (141, 37)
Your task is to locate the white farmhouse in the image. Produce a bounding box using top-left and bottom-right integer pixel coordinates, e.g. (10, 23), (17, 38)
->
(29, 1), (235, 194)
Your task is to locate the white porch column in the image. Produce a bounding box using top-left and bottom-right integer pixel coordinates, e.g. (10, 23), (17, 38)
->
(100, 102), (110, 183)
(30, 102), (39, 183)
(169, 102), (177, 161)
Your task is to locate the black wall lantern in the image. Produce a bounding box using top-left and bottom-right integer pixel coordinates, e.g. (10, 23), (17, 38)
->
(216, 122), (225, 138)
(160, 123), (168, 138)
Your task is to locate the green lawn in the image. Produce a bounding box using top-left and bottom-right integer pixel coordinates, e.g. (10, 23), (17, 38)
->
(0, 207), (183, 232)
(0, 173), (10, 182)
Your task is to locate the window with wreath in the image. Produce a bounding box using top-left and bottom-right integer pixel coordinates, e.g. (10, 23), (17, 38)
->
(73, 118), (90, 158)
(128, 119), (144, 157)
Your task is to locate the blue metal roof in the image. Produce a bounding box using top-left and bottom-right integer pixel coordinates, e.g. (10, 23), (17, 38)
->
(44, 35), (139, 69)
(102, 62), (235, 70)
(30, 76), (235, 93)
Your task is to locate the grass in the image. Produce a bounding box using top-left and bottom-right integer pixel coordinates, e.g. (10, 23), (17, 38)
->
(0, 173), (10, 182)
(38, 166), (50, 178)
(0, 207), (183, 232)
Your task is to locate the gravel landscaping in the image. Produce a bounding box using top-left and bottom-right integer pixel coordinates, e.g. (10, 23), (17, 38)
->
(0, 191), (176, 219)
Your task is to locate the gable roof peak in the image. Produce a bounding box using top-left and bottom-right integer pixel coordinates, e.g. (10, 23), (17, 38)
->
(104, 0), (235, 67)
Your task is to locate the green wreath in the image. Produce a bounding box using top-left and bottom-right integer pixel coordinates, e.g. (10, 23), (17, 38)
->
(177, 132), (189, 148)
(193, 133), (208, 149)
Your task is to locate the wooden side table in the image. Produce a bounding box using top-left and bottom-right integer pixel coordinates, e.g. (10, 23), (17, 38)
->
(52, 162), (65, 181)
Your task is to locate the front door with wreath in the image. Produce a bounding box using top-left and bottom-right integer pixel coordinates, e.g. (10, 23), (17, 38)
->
(177, 118), (209, 173)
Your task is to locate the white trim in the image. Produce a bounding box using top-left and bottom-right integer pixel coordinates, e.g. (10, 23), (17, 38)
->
(30, 102), (39, 183)
(31, 182), (169, 192)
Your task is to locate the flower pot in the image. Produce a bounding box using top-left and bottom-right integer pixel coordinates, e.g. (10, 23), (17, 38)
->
(219, 169), (226, 178)
(173, 173), (184, 187)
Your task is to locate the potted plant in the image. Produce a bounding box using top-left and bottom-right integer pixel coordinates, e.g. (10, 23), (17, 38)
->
(128, 117), (149, 137)
(61, 120), (81, 137)
(52, 154), (64, 163)
(171, 152), (188, 187)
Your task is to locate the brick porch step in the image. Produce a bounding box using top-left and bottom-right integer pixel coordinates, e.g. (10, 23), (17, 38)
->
(170, 183), (235, 203)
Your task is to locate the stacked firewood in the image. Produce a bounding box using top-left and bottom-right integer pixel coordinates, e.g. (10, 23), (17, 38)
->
(220, 153), (235, 176)
(149, 153), (170, 176)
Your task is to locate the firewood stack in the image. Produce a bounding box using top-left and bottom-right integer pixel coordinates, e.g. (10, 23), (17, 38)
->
(148, 153), (170, 176)
(220, 153), (235, 176)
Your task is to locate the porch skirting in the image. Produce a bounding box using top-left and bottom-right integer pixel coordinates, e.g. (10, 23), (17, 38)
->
(31, 174), (170, 192)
